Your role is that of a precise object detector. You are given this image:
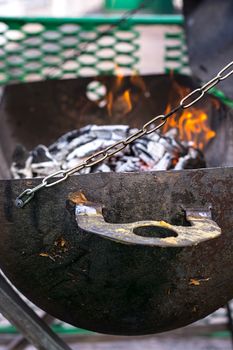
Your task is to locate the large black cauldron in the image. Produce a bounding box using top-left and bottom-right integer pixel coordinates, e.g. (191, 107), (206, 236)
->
(0, 74), (232, 335)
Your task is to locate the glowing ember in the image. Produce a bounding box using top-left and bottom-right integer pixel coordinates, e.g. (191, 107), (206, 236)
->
(11, 124), (206, 179)
(11, 75), (218, 179)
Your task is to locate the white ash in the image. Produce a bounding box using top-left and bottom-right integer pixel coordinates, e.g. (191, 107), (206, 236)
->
(11, 124), (206, 179)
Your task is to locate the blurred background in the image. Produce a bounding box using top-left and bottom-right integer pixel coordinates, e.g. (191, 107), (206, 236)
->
(0, 0), (182, 16)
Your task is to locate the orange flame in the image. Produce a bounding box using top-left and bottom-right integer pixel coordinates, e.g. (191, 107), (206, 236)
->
(107, 91), (113, 116)
(106, 65), (135, 117)
(115, 65), (124, 89)
(106, 70), (216, 150)
(163, 106), (216, 149)
(162, 80), (216, 150)
(122, 89), (132, 113)
(107, 89), (133, 117)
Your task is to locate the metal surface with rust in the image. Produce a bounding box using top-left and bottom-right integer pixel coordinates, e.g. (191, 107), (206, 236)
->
(0, 167), (232, 335)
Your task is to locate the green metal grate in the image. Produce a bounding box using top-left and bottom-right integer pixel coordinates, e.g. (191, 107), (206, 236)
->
(164, 30), (190, 74)
(0, 15), (186, 84)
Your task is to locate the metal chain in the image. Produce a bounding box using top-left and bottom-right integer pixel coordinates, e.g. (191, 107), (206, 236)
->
(15, 60), (233, 208)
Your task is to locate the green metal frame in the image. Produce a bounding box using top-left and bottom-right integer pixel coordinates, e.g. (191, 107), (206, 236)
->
(0, 15), (184, 26)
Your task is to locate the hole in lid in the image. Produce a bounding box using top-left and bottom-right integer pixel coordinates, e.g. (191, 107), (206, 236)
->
(24, 73), (42, 82)
(78, 54), (97, 66)
(115, 54), (136, 66)
(23, 49), (42, 60)
(63, 60), (79, 71)
(9, 67), (24, 78)
(165, 60), (181, 69)
(0, 48), (5, 58)
(62, 49), (74, 59)
(133, 225), (178, 238)
(78, 67), (98, 77)
(42, 31), (61, 41)
(0, 72), (8, 83)
(165, 38), (183, 47)
(5, 30), (25, 41)
(96, 60), (115, 73)
(42, 67), (62, 78)
(43, 55), (62, 66)
(79, 31), (97, 41)
(115, 30), (138, 41)
(84, 42), (98, 53)
(5, 42), (22, 53)
(24, 37), (43, 47)
(0, 22), (8, 34)
(60, 36), (78, 48)
(24, 61), (42, 72)
(22, 23), (44, 35)
(165, 49), (181, 58)
(7, 55), (24, 66)
(115, 42), (137, 54)
(97, 48), (115, 60)
(59, 24), (80, 35)
(0, 35), (7, 46)
(42, 43), (60, 54)
(97, 35), (116, 47)
(63, 72), (77, 79)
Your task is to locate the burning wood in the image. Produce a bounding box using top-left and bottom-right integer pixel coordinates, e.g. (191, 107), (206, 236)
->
(11, 124), (206, 179)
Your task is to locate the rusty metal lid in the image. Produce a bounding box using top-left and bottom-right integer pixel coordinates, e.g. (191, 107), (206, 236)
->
(183, 0), (233, 99)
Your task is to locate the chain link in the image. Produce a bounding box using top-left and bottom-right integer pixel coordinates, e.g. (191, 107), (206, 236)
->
(180, 88), (205, 108)
(16, 60), (233, 207)
(143, 115), (167, 134)
(218, 61), (233, 80)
